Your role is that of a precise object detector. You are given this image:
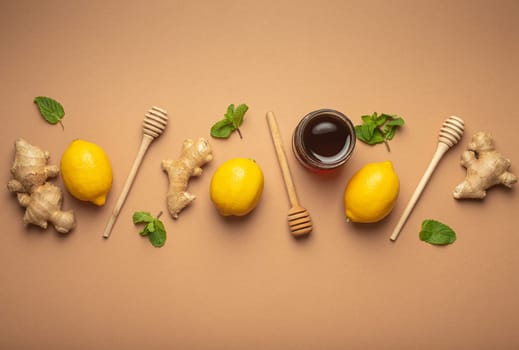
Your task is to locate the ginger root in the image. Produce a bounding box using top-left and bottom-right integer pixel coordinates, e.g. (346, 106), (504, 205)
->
(7, 138), (76, 233)
(7, 138), (59, 193)
(453, 132), (517, 199)
(17, 183), (75, 233)
(162, 138), (213, 219)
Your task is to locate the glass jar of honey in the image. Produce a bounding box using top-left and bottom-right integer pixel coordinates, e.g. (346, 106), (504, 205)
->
(292, 109), (356, 172)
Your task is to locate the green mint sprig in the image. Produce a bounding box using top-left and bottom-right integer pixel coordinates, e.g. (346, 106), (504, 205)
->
(419, 219), (457, 245)
(210, 103), (249, 139)
(34, 96), (65, 129)
(133, 211), (167, 248)
(355, 112), (404, 152)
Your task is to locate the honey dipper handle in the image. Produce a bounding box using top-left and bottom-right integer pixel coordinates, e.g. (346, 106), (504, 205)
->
(266, 111), (300, 207)
(102, 135), (153, 238)
(390, 116), (464, 241)
(389, 143), (449, 241)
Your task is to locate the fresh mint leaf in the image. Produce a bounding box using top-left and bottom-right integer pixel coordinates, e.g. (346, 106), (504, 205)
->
(419, 219), (457, 245)
(386, 117), (405, 127)
(232, 104), (248, 127)
(154, 219), (165, 233)
(149, 219), (166, 247)
(224, 104), (235, 120)
(355, 123), (373, 143)
(384, 126), (397, 140)
(361, 114), (373, 124)
(380, 113), (397, 119)
(133, 211), (167, 247)
(374, 113), (388, 126)
(210, 103), (249, 139)
(355, 112), (405, 151)
(371, 129), (386, 143)
(383, 117), (405, 140)
(210, 119), (234, 138)
(133, 211), (154, 224)
(34, 96), (65, 126)
(149, 224), (166, 247)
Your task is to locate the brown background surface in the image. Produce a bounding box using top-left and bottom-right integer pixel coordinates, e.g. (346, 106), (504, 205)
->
(1, 0), (518, 349)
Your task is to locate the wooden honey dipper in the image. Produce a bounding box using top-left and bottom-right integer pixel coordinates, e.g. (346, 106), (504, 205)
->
(103, 106), (168, 239)
(266, 111), (312, 237)
(390, 116), (464, 241)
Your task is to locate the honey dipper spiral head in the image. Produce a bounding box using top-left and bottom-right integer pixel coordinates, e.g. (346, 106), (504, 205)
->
(288, 206), (312, 236)
(438, 116), (464, 147)
(143, 106), (168, 138)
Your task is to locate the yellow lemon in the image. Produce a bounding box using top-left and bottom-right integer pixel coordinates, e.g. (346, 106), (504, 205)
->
(60, 139), (113, 206)
(344, 160), (399, 223)
(210, 158), (264, 216)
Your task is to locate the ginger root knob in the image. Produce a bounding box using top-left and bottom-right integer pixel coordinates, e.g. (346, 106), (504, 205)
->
(18, 183), (76, 233)
(8, 138), (76, 234)
(7, 138), (59, 194)
(162, 138), (213, 219)
(453, 131), (517, 199)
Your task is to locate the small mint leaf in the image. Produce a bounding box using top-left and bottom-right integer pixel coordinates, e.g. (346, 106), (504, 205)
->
(384, 126), (397, 140)
(154, 219), (165, 234)
(149, 223), (166, 247)
(371, 129), (386, 144)
(386, 117), (405, 127)
(355, 125), (370, 143)
(374, 113), (387, 126)
(361, 123), (374, 141)
(361, 114), (373, 124)
(133, 211), (153, 224)
(224, 104), (235, 120)
(420, 219), (456, 245)
(232, 104), (249, 127)
(34, 96), (65, 125)
(211, 119), (235, 138)
(354, 125), (368, 143)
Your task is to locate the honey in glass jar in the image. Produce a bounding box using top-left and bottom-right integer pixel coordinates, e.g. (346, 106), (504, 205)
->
(292, 109), (356, 172)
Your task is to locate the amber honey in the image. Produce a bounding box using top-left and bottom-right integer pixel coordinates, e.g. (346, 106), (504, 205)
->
(292, 109), (356, 172)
